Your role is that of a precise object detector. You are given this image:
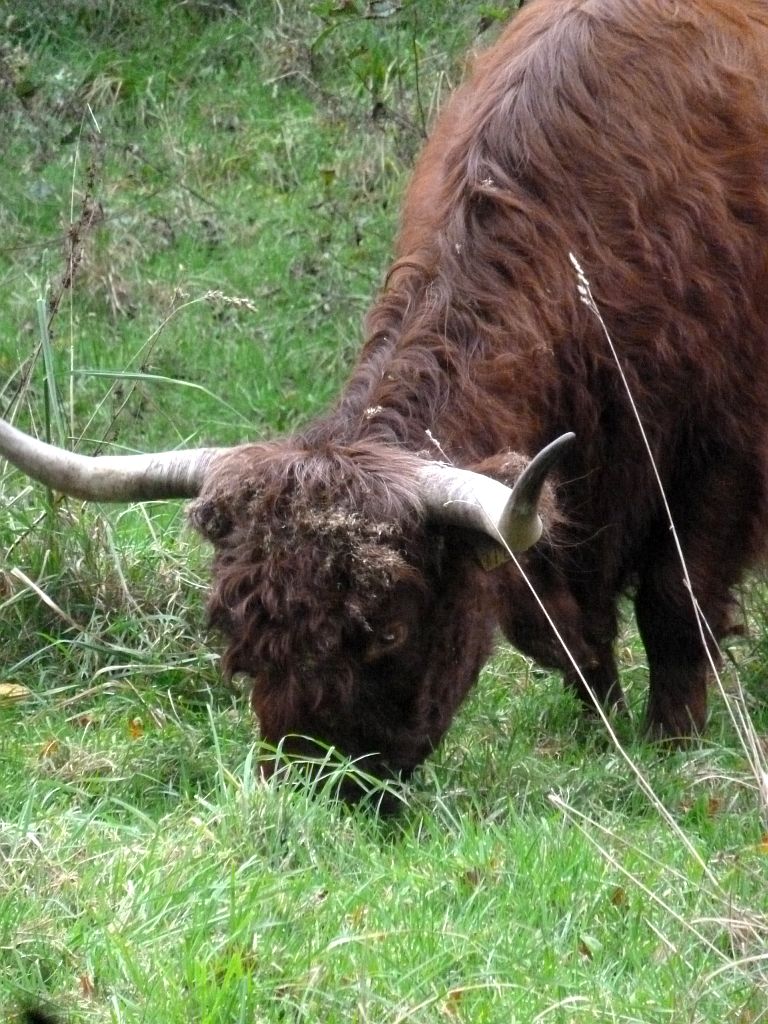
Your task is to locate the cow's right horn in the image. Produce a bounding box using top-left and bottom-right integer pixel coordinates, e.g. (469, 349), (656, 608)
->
(418, 433), (575, 568)
(0, 417), (224, 501)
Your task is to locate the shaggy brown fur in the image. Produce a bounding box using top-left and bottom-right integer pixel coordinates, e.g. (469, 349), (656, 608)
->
(190, 0), (768, 785)
(21, 1010), (59, 1024)
(190, 441), (495, 781)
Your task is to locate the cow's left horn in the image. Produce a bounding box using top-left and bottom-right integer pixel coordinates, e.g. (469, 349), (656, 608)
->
(418, 433), (575, 567)
(0, 417), (224, 501)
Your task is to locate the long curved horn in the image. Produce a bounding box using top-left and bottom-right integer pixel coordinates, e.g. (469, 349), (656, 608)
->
(0, 417), (224, 501)
(418, 433), (575, 568)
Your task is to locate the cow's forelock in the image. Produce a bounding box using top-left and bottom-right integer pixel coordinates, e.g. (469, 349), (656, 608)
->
(210, 508), (424, 680)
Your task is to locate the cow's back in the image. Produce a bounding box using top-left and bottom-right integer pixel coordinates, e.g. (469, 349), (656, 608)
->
(391, 0), (768, 471)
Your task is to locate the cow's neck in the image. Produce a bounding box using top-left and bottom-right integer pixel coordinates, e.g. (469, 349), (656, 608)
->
(302, 271), (521, 464)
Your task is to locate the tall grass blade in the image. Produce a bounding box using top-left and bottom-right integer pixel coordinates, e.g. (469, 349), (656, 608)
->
(36, 296), (66, 447)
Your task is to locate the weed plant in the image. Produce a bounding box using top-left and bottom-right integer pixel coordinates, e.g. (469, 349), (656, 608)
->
(0, 2), (766, 1021)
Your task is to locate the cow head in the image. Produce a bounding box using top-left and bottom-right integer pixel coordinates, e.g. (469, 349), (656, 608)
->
(0, 417), (571, 795)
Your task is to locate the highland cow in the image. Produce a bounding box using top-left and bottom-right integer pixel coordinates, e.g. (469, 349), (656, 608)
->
(3, 0), (768, 789)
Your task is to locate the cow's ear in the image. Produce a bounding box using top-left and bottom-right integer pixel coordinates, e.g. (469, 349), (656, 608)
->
(461, 449), (561, 571)
(468, 450), (528, 486)
(188, 494), (234, 542)
(469, 450), (559, 518)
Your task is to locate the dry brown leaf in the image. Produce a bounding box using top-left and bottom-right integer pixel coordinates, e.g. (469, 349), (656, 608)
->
(442, 989), (464, 1018)
(40, 740), (60, 760)
(0, 681), (33, 703)
(610, 886), (627, 907)
(72, 713), (100, 729)
(462, 867), (483, 888)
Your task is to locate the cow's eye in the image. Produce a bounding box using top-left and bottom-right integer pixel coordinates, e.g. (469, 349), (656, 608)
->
(363, 621), (409, 663)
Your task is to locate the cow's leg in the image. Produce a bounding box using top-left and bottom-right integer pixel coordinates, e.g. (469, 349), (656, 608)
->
(634, 561), (712, 737)
(634, 556), (715, 738)
(562, 626), (625, 714)
(634, 462), (759, 739)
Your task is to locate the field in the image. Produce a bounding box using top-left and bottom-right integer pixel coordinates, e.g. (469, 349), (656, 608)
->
(1, 1), (767, 1021)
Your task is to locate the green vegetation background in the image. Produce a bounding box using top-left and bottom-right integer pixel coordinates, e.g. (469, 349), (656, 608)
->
(0, 1), (766, 1021)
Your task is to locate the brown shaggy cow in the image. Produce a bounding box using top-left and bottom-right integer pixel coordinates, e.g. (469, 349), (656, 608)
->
(3, 0), (768, 790)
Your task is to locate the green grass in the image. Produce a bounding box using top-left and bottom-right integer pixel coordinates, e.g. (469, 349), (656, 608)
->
(1, 1), (767, 1021)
